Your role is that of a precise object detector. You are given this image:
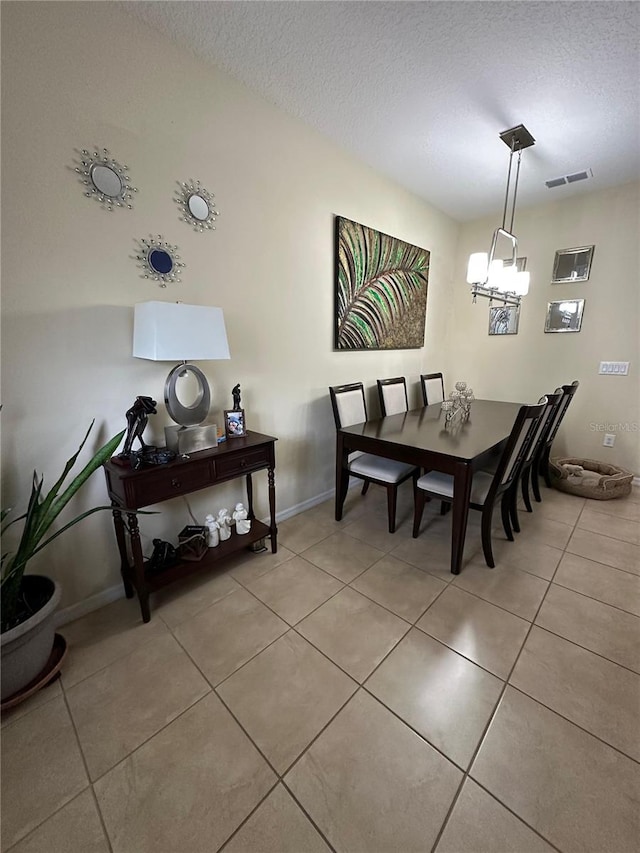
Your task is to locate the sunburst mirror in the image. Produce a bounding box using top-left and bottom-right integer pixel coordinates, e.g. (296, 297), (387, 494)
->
(135, 236), (185, 287)
(175, 180), (219, 232)
(74, 148), (137, 211)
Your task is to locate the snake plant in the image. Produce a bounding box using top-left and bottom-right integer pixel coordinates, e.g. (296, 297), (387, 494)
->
(1, 422), (124, 631)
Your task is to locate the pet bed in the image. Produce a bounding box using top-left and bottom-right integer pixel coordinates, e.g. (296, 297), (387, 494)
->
(549, 457), (634, 500)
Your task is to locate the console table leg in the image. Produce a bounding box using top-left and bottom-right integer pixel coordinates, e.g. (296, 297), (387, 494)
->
(245, 473), (255, 520)
(112, 504), (134, 599)
(128, 512), (150, 623)
(268, 466), (278, 553)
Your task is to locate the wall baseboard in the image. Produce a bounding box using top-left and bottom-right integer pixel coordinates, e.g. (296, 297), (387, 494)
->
(56, 484), (358, 626)
(56, 583), (125, 628)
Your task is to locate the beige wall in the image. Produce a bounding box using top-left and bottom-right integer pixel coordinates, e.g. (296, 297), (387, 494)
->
(4, 3), (637, 616)
(450, 181), (640, 472)
(1, 3), (458, 610)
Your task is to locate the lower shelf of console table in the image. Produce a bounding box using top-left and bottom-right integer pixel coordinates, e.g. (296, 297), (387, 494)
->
(104, 431), (277, 622)
(144, 521), (271, 592)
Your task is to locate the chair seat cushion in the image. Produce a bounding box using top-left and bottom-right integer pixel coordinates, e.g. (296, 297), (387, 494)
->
(416, 470), (494, 506)
(350, 453), (415, 484)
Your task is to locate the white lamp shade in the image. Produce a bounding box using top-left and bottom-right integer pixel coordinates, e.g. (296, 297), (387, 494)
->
(133, 302), (230, 361)
(487, 259), (504, 289)
(467, 253), (488, 284)
(513, 270), (530, 296)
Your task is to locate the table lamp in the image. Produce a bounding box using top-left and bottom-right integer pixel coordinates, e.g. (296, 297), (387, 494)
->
(133, 301), (230, 454)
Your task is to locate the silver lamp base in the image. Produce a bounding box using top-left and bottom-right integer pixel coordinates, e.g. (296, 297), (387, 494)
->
(165, 424), (219, 455)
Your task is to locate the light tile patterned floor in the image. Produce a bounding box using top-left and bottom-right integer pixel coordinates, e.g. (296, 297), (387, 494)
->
(2, 484), (640, 852)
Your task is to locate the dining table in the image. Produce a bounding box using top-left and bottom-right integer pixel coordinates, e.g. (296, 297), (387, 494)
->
(335, 399), (523, 574)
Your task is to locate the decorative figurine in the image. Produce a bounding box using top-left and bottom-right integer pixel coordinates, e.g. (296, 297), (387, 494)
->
(233, 502), (251, 535)
(121, 396), (158, 456)
(204, 514), (220, 547)
(232, 383), (242, 411)
(117, 395), (177, 469)
(216, 508), (232, 541)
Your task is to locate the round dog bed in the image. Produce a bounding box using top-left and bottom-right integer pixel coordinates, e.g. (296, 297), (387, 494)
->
(549, 457), (634, 500)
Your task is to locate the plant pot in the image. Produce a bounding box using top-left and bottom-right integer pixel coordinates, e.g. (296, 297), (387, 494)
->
(1, 575), (61, 701)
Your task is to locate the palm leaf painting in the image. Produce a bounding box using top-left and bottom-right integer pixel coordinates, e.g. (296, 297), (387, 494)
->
(335, 217), (430, 350)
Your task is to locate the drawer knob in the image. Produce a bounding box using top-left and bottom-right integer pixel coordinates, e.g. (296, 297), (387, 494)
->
(171, 478), (181, 488)
(240, 459), (247, 468)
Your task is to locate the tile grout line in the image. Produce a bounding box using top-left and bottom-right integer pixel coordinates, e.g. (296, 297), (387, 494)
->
(551, 576), (640, 619)
(506, 681), (640, 768)
(428, 522), (567, 853)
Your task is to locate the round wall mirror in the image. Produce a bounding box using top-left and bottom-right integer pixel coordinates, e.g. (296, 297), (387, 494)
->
(148, 249), (173, 275)
(165, 364), (210, 426)
(91, 164), (123, 198)
(176, 180), (219, 232)
(135, 235), (185, 287)
(74, 148), (137, 211)
(188, 194), (209, 221)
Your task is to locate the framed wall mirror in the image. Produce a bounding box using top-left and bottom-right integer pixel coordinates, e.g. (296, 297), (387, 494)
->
(551, 245), (594, 283)
(545, 299), (585, 333)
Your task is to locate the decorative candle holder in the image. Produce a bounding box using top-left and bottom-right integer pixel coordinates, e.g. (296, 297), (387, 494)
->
(442, 382), (474, 425)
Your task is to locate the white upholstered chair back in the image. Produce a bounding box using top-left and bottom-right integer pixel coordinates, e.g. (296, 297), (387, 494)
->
(378, 379), (408, 416)
(334, 387), (366, 428)
(421, 373), (445, 406)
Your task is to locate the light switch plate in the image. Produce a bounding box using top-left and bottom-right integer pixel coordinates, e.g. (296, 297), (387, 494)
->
(603, 433), (615, 447)
(599, 361), (630, 375)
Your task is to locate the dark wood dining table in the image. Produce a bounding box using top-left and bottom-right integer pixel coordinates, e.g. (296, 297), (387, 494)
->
(335, 399), (523, 574)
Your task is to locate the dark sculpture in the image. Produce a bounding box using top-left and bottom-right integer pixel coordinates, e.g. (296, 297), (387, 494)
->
(232, 384), (242, 411)
(121, 396), (157, 456)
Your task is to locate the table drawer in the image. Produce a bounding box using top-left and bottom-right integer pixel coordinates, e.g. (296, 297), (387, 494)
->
(215, 447), (270, 479)
(127, 459), (212, 507)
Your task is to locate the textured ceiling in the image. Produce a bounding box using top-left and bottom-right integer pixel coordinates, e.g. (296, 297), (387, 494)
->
(121, 1), (640, 222)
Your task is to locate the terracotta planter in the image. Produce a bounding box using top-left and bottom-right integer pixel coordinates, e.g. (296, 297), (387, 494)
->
(1, 575), (61, 701)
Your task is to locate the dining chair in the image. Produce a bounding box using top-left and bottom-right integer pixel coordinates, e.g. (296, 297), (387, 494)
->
(377, 377), (409, 417)
(412, 398), (547, 567)
(532, 380), (580, 500)
(516, 389), (564, 520)
(329, 382), (417, 533)
(507, 392), (563, 533)
(420, 372), (445, 406)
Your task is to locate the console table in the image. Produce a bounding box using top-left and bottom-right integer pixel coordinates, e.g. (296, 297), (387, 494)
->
(104, 431), (277, 622)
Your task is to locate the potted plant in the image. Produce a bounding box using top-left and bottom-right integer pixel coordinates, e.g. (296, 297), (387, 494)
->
(1, 422), (125, 701)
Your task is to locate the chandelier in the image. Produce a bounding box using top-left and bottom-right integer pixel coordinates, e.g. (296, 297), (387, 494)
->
(467, 124), (535, 308)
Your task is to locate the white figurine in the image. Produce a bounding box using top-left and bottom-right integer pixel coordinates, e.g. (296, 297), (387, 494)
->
(217, 508), (232, 541)
(233, 502), (251, 535)
(204, 513), (220, 548)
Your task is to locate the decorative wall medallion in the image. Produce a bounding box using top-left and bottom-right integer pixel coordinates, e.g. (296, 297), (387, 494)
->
(74, 149), (137, 211)
(135, 236), (185, 287)
(175, 180), (219, 232)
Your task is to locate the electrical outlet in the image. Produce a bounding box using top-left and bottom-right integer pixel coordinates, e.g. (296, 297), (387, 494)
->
(603, 434), (615, 447)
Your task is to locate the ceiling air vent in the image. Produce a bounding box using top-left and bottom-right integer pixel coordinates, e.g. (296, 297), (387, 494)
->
(566, 170), (590, 183)
(546, 168), (593, 189)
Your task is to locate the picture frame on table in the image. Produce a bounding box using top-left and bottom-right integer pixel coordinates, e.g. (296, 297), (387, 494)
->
(224, 409), (246, 439)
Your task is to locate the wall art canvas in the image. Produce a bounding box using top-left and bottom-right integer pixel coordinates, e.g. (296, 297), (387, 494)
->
(489, 304), (520, 335)
(334, 216), (430, 350)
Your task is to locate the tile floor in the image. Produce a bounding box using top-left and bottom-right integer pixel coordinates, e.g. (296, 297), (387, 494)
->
(2, 483), (639, 853)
